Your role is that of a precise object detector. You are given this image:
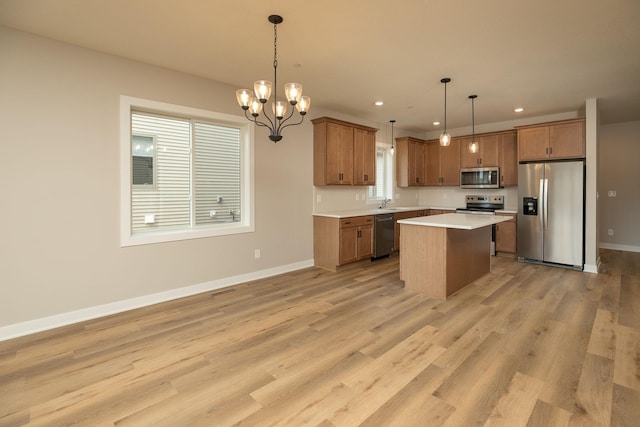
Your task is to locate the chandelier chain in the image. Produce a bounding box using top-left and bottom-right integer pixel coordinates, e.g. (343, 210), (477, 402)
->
(273, 21), (278, 69)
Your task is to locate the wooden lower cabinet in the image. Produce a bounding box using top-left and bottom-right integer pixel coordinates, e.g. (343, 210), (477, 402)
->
(313, 215), (373, 271)
(393, 211), (421, 251)
(495, 214), (517, 256)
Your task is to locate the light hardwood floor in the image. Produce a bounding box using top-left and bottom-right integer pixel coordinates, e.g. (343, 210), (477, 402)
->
(1, 249), (639, 426)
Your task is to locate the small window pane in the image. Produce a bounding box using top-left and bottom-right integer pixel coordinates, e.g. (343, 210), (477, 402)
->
(132, 135), (155, 185)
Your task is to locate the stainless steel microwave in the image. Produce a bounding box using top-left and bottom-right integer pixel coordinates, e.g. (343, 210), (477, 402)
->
(460, 167), (500, 189)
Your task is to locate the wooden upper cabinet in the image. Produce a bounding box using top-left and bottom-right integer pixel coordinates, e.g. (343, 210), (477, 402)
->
(517, 118), (585, 162)
(425, 140), (440, 186)
(353, 128), (376, 185)
(395, 137), (426, 187)
(549, 120), (585, 159)
(313, 117), (378, 186)
(499, 130), (518, 186)
(425, 138), (460, 186)
(440, 138), (460, 186)
(460, 134), (499, 167)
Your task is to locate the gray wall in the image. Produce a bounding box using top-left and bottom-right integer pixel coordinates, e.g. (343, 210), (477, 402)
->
(598, 121), (640, 251)
(0, 27), (317, 332)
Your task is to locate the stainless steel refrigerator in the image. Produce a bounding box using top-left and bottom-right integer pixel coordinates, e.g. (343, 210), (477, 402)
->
(517, 161), (584, 270)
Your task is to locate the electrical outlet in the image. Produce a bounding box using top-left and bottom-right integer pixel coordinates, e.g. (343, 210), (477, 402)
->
(356, 193), (359, 201)
(316, 194), (321, 203)
(608, 191), (617, 197)
(254, 249), (261, 259)
(608, 229), (614, 236)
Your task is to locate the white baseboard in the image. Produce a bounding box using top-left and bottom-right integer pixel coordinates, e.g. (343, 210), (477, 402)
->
(600, 243), (640, 253)
(583, 262), (599, 274)
(0, 259), (314, 342)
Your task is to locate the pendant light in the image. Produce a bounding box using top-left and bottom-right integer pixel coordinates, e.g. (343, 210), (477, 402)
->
(439, 77), (451, 147)
(236, 15), (310, 143)
(389, 120), (396, 156)
(468, 95), (479, 154)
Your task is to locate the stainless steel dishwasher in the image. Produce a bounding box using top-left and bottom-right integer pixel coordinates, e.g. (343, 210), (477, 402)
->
(372, 213), (395, 259)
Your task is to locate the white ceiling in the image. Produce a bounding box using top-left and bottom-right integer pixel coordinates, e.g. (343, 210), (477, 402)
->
(2, 0), (639, 133)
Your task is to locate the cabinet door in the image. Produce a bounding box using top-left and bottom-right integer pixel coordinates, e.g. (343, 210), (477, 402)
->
(425, 141), (441, 186)
(326, 123), (354, 184)
(496, 219), (516, 253)
(518, 127), (549, 162)
(499, 132), (517, 186)
(549, 121), (585, 159)
(440, 138), (460, 186)
(353, 129), (376, 185)
(339, 226), (358, 264)
(358, 224), (374, 259)
(478, 134), (500, 166)
(459, 136), (480, 168)
(408, 140), (425, 185)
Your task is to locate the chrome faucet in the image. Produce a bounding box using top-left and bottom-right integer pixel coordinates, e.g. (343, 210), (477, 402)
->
(380, 198), (391, 209)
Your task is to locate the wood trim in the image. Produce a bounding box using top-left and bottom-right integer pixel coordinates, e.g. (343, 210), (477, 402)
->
(513, 117), (585, 130)
(311, 116), (378, 133)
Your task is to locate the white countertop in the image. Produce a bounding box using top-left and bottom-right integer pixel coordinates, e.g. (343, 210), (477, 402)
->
(313, 206), (456, 219)
(398, 213), (513, 230)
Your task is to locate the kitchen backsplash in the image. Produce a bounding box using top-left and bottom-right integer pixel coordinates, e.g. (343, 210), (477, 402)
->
(313, 186), (518, 213)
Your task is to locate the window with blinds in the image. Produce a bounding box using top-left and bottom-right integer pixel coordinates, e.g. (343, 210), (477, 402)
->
(121, 96), (253, 246)
(131, 112), (243, 234)
(368, 148), (388, 200)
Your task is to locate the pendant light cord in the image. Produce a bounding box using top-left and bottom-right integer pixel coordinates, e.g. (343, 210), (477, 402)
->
(443, 82), (447, 133)
(273, 21), (278, 118)
(471, 96), (475, 140)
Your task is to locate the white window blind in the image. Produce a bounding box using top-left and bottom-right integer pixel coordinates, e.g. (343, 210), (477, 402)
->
(131, 113), (191, 232)
(369, 148), (387, 200)
(130, 112), (243, 234)
(194, 122), (241, 225)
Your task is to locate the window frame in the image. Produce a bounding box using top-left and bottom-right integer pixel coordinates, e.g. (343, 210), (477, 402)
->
(120, 96), (255, 247)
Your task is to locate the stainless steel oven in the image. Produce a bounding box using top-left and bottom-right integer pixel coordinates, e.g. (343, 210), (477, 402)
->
(456, 195), (504, 256)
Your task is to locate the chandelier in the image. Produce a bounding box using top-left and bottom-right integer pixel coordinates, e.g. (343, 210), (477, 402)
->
(235, 15), (311, 142)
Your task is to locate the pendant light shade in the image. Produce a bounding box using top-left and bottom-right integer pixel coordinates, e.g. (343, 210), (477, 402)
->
(439, 78), (451, 147)
(389, 120), (396, 156)
(468, 94), (479, 154)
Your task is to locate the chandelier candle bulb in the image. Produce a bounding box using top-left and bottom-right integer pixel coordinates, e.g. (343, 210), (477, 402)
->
(296, 96), (310, 114)
(273, 101), (287, 119)
(254, 80), (272, 102)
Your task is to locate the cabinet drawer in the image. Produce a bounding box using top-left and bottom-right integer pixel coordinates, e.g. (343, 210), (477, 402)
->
(340, 215), (374, 228)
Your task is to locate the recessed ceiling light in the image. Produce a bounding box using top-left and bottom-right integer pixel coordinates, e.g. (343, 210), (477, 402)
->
(514, 107), (524, 113)
(374, 101), (384, 106)
(433, 121), (440, 126)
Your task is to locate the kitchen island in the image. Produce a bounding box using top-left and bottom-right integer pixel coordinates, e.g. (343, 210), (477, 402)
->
(398, 213), (512, 299)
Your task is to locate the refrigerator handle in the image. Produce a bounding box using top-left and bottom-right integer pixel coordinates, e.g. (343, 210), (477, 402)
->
(543, 178), (549, 231)
(539, 178), (545, 230)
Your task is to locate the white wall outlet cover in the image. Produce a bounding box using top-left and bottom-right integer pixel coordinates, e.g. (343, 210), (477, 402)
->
(144, 214), (155, 224)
